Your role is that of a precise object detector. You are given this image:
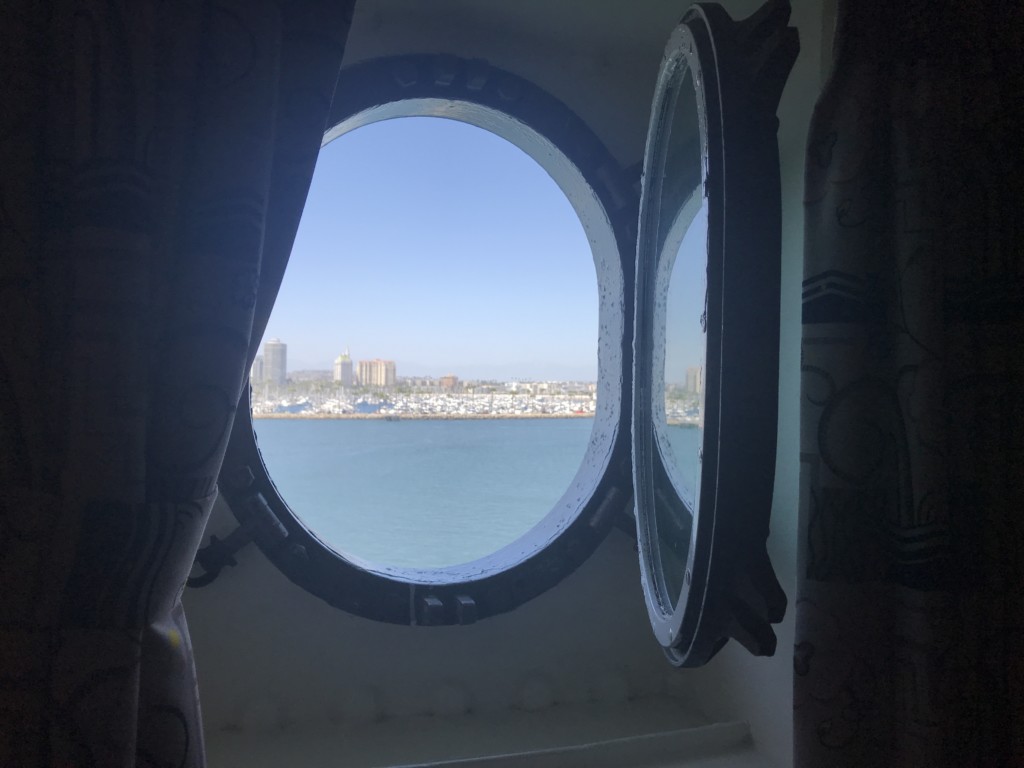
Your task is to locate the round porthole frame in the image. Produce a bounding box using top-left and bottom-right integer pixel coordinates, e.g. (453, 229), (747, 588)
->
(217, 54), (639, 626)
(632, 2), (798, 666)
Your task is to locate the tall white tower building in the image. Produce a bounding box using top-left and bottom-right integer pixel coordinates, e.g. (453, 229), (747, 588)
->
(263, 338), (287, 386)
(333, 349), (354, 387)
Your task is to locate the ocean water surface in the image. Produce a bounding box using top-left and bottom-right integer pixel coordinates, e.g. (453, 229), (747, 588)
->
(254, 417), (702, 569)
(254, 417), (596, 568)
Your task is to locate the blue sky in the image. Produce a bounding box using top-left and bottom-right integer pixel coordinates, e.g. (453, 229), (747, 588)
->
(260, 116), (598, 381)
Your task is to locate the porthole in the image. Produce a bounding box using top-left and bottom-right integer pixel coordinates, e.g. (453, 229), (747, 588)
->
(218, 55), (639, 625)
(213, 0), (798, 651)
(253, 116), (600, 570)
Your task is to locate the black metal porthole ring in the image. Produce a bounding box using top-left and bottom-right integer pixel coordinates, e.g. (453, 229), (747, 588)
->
(214, 54), (639, 626)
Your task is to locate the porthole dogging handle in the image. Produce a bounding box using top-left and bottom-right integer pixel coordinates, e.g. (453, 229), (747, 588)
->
(188, 473), (290, 588)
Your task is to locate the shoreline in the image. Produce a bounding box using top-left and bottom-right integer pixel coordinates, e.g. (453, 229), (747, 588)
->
(252, 411), (595, 421)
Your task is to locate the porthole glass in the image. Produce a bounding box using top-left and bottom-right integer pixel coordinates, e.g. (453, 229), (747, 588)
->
(647, 62), (708, 606)
(253, 117), (598, 569)
(660, 202), (706, 517)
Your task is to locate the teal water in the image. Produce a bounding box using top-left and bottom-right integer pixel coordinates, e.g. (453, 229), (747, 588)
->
(254, 418), (596, 568)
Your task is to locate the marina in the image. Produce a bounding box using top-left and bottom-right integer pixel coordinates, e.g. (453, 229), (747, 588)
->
(252, 386), (598, 419)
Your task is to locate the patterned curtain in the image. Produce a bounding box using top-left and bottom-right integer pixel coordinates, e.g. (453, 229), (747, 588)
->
(796, 2), (1023, 766)
(0, 1), (352, 765)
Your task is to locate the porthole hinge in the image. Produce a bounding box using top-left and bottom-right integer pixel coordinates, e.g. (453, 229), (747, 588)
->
(187, 489), (291, 588)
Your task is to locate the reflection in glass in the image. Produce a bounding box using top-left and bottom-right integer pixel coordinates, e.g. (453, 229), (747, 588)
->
(650, 63), (705, 606)
(661, 201), (707, 510)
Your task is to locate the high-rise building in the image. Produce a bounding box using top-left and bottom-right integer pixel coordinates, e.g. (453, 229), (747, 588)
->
(439, 374), (459, 390)
(333, 349), (354, 387)
(263, 338), (287, 386)
(685, 366), (703, 395)
(357, 359), (396, 388)
(250, 355), (264, 384)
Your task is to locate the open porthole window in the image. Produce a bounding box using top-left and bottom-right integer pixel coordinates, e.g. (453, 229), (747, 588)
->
(203, 0), (798, 658)
(633, 1), (798, 665)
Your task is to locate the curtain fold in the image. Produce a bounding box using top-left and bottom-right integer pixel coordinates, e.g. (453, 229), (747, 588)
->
(0, 1), (353, 765)
(796, 2), (1024, 766)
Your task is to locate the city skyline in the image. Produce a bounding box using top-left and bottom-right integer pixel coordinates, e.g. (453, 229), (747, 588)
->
(253, 336), (597, 385)
(253, 337), (701, 390)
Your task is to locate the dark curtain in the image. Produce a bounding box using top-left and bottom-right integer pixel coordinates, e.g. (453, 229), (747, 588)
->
(0, 1), (353, 765)
(796, 2), (1023, 766)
